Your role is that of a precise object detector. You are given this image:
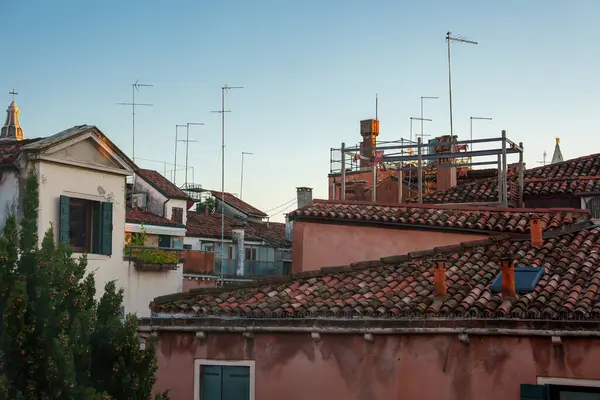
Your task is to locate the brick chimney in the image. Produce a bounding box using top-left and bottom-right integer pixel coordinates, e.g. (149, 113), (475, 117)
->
(434, 135), (457, 191)
(359, 119), (380, 168)
(500, 256), (516, 298)
(433, 257), (447, 298)
(296, 187), (313, 209)
(530, 214), (543, 248)
(231, 221), (246, 277)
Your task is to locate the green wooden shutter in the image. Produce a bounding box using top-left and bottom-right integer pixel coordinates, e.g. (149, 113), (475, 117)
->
(201, 365), (222, 400)
(101, 202), (113, 255)
(59, 195), (71, 246)
(521, 384), (548, 400)
(222, 366), (250, 400)
(92, 202), (102, 254)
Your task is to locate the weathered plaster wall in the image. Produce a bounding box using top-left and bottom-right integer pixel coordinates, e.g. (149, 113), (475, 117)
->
(0, 171), (20, 231)
(292, 220), (487, 272)
(152, 331), (600, 400)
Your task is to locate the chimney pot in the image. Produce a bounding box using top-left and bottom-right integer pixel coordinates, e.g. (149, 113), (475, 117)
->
(501, 256), (516, 298)
(433, 257), (447, 298)
(529, 214), (543, 248)
(204, 206), (209, 216)
(296, 187), (313, 209)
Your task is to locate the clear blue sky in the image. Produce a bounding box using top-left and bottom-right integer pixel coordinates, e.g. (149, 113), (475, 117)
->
(2, 0), (599, 221)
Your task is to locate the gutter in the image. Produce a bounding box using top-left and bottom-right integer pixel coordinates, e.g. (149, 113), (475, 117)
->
(291, 216), (511, 236)
(137, 325), (600, 338)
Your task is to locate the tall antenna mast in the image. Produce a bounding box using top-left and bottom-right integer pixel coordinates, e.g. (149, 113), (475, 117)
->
(538, 150), (548, 166)
(375, 93), (379, 120)
(446, 32), (477, 138)
(212, 84), (243, 287)
(117, 79), (153, 163)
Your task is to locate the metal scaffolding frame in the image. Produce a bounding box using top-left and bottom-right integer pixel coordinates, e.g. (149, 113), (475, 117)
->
(330, 130), (524, 207)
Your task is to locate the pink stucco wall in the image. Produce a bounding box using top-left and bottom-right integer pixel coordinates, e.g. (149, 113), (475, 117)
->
(292, 220), (487, 272)
(152, 331), (600, 400)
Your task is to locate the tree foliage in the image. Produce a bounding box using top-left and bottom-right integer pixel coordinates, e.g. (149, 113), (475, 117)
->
(0, 170), (158, 399)
(195, 196), (216, 213)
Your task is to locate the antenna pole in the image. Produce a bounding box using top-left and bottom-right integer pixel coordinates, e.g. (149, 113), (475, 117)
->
(173, 124), (186, 184)
(240, 151), (253, 199)
(212, 85), (243, 287)
(420, 96), (438, 143)
(375, 93), (378, 120)
(446, 32), (477, 138)
(184, 122), (204, 187)
(117, 80), (153, 163)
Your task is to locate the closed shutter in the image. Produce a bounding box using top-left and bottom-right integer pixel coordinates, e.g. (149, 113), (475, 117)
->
(101, 202), (113, 255)
(521, 384), (548, 399)
(201, 365), (222, 400)
(222, 366), (250, 400)
(92, 202), (102, 253)
(59, 195), (70, 246)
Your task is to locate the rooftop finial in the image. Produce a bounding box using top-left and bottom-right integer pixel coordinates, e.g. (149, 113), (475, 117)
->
(556, 137), (560, 145)
(0, 90), (23, 140)
(551, 137), (563, 164)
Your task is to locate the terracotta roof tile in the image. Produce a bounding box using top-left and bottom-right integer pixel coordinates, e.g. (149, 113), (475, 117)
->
(417, 153), (600, 204)
(209, 190), (267, 217)
(136, 169), (190, 200)
(0, 138), (43, 166)
(287, 199), (590, 233)
(126, 208), (185, 228)
(186, 211), (289, 248)
(152, 226), (600, 321)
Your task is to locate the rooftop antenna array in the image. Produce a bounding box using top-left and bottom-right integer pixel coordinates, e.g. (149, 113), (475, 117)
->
(538, 150), (548, 166)
(117, 79), (153, 163)
(446, 32), (477, 138)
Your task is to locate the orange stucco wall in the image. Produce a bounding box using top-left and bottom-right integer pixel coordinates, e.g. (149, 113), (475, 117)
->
(152, 331), (600, 400)
(292, 220), (487, 272)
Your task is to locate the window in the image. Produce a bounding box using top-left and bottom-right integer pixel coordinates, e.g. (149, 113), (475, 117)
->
(196, 361), (254, 400)
(201, 242), (215, 253)
(183, 244), (192, 250)
(491, 267), (544, 294)
(158, 235), (171, 248)
(587, 197), (600, 219)
(172, 207), (184, 224)
(173, 238), (183, 249)
(522, 383), (600, 399)
(59, 195), (113, 255)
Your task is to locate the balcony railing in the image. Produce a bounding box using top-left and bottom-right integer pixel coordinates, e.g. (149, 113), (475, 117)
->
(124, 245), (183, 271)
(215, 259), (287, 277)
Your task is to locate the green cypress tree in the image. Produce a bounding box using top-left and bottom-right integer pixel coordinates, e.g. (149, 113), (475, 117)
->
(0, 170), (158, 399)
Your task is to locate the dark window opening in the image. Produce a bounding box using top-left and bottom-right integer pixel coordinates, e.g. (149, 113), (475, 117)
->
(158, 235), (171, 248)
(70, 199), (92, 252)
(200, 365), (250, 400)
(183, 244), (192, 250)
(172, 207), (184, 224)
(59, 195), (113, 255)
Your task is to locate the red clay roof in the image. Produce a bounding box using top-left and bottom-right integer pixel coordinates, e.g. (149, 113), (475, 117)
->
(287, 199), (591, 234)
(151, 225), (600, 323)
(0, 138), (43, 166)
(210, 190), (267, 217)
(137, 169), (190, 200)
(186, 211), (289, 248)
(126, 208), (185, 228)
(418, 153), (600, 204)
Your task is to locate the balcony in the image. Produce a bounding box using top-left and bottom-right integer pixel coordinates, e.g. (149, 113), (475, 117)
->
(124, 245), (183, 271)
(215, 259), (289, 277)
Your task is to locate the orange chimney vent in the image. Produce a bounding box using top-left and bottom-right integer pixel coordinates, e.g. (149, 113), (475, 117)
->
(500, 256), (516, 298)
(530, 214), (543, 248)
(433, 257), (447, 298)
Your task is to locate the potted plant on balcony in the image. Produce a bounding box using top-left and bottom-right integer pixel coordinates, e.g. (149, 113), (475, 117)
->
(125, 227), (180, 271)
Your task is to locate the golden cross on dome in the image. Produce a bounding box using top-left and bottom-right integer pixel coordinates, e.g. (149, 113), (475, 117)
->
(9, 89), (18, 102)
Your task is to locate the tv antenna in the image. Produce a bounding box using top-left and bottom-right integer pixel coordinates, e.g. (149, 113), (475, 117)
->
(446, 32), (477, 138)
(375, 93), (379, 120)
(538, 150), (548, 166)
(117, 79), (153, 163)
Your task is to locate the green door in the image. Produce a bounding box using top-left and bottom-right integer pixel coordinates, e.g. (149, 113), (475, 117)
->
(201, 365), (250, 400)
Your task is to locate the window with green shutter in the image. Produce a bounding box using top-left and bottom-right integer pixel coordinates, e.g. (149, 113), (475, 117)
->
(521, 384), (549, 399)
(200, 364), (250, 400)
(58, 195), (113, 255)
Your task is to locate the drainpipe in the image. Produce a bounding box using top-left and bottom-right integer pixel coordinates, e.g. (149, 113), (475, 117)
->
(162, 198), (170, 218)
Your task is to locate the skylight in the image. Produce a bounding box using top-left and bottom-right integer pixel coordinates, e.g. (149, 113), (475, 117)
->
(490, 267), (544, 294)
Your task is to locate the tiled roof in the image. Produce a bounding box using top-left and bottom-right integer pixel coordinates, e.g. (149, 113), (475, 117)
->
(287, 200), (591, 234)
(418, 153), (600, 204)
(151, 225), (600, 323)
(126, 208), (185, 228)
(210, 190), (267, 217)
(137, 169), (190, 200)
(186, 211), (289, 248)
(0, 138), (42, 166)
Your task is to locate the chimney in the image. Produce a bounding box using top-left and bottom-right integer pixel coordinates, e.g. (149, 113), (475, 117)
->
(231, 222), (246, 277)
(296, 187), (313, 209)
(433, 257), (447, 298)
(359, 119), (380, 168)
(530, 214), (543, 248)
(500, 256), (516, 298)
(434, 135), (457, 191)
(204, 206), (209, 216)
